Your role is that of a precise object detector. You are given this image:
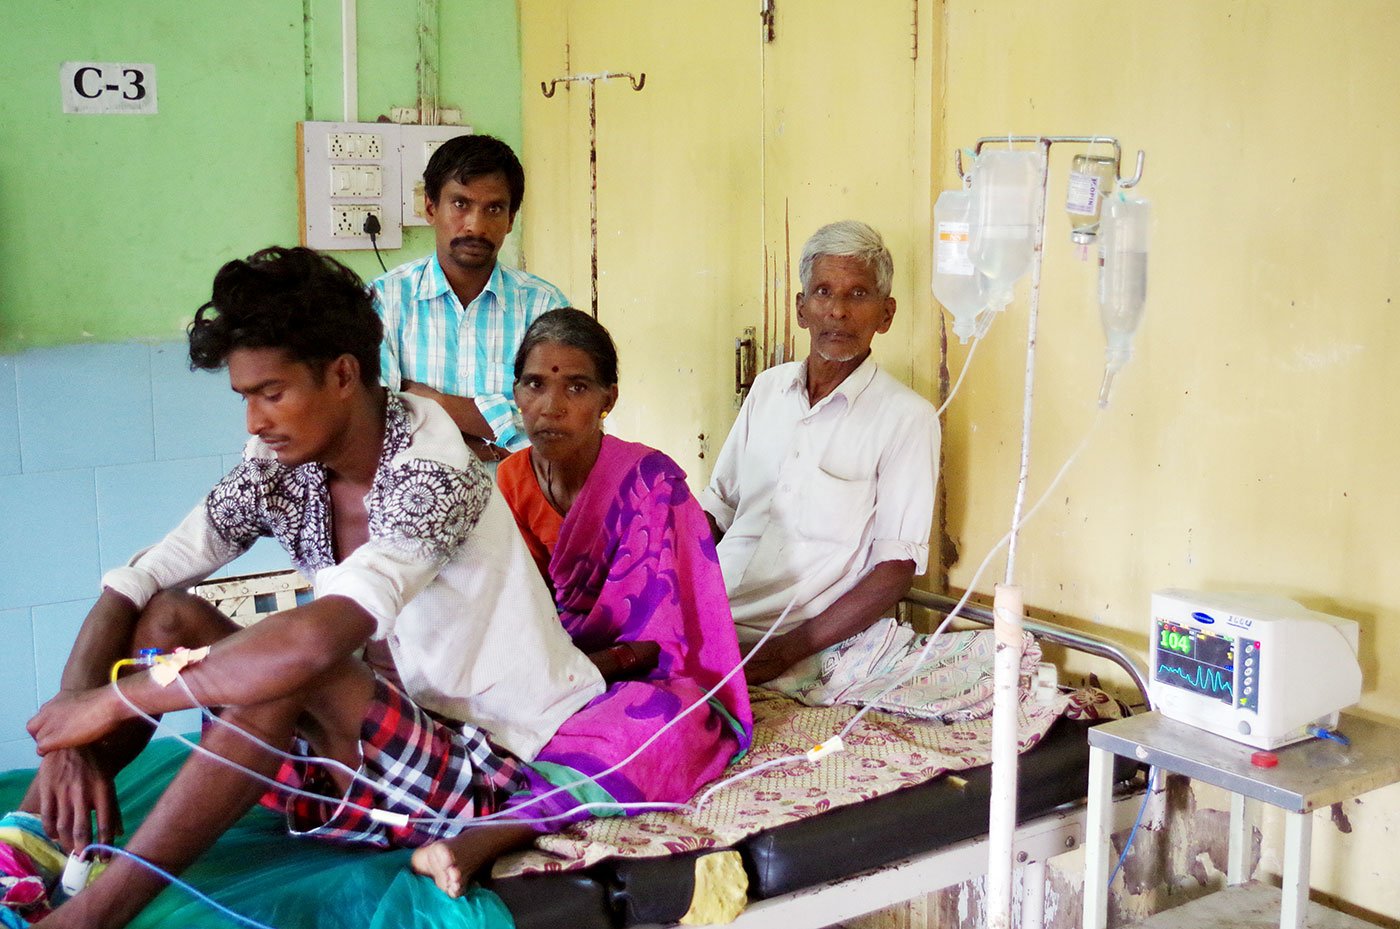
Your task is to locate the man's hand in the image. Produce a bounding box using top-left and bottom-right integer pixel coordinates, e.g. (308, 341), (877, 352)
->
(400, 380), (499, 445)
(587, 641), (661, 682)
(704, 511), (725, 546)
(28, 686), (126, 757)
(743, 560), (917, 687)
(463, 434), (511, 463)
(28, 747), (122, 853)
(740, 638), (795, 686)
(399, 380), (445, 403)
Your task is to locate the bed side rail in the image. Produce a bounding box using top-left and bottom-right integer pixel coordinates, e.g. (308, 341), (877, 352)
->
(901, 589), (1151, 708)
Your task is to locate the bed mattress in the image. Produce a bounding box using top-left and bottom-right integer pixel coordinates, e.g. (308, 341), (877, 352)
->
(491, 713), (1138, 928)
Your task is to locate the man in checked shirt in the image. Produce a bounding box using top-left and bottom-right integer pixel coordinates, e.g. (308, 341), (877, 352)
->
(373, 134), (571, 464)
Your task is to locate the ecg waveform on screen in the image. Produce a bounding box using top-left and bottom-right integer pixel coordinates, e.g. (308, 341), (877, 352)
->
(1156, 662), (1234, 698)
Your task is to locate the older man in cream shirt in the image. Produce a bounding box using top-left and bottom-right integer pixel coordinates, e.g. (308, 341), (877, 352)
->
(700, 221), (939, 685)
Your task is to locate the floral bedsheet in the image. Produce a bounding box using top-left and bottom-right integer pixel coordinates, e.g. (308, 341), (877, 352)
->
(493, 639), (1123, 878)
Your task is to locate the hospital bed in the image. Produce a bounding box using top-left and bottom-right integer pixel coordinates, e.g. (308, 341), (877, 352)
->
(0, 589), (1148, 929)
(488, 590), (1150, 929)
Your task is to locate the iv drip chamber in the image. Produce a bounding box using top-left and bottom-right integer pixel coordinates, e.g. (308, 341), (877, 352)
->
(1097, 196), (1151, 407)
(968, 149), (1043, 306)
(933, 187), (995, 343)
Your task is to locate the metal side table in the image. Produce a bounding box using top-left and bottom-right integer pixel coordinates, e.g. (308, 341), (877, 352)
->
(1082, 711), (1400, 929)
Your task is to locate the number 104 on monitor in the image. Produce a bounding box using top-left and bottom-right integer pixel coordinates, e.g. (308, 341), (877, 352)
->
(1148, 589), (1362, 749)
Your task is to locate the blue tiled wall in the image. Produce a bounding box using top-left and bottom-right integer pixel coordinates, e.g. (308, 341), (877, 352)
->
(0, 341), (291, 770)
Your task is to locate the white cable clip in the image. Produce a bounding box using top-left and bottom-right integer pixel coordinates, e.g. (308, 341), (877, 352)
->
(805, 735), (845, 762)
(368, 808), (410, 828)
(60, 852), (94, 897)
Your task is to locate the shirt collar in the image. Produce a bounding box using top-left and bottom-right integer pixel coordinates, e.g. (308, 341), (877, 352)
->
(480, 262), (505, 305)
(415, 255), (504, 309)
(784, 354), (880, 412)
(416, 254), (452, 302)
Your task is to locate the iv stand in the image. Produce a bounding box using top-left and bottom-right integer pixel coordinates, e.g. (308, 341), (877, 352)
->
(953, 135), (1143, 929)
(540, 71), (647, 318)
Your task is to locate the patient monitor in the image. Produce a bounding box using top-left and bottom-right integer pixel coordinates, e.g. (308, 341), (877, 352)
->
(1149, 589), (1362, 750)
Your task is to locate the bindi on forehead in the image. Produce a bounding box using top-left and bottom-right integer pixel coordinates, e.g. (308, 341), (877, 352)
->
(552, 366), (559, 373)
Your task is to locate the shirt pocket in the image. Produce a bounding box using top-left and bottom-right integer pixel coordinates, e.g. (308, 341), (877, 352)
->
(798, 467), (876, 545)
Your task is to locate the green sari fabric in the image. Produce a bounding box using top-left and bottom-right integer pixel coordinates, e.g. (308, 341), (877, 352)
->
(0, 739), (514, 929)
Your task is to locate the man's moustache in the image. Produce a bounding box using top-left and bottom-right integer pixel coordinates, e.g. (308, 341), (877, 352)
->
(451, 237), (493, 250)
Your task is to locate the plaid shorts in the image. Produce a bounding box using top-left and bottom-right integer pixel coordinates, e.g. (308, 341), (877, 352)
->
(258, 675), (525, 849)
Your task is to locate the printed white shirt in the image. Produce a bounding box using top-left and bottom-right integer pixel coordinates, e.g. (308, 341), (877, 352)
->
(698, 356), (939, 645)
(372, 254), (570, 451)
(103, 393), (603, 760)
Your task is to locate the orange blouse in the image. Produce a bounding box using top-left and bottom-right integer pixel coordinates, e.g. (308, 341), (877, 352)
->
(496, 449), (564, 581)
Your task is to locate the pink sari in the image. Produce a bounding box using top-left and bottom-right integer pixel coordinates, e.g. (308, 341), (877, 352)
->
(501, 437), (752, 828)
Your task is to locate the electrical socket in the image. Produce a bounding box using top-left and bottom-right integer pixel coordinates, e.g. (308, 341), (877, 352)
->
(299, 121), (403, 249)
(327, 131), (383, 159)
(332, 205), (380, 238)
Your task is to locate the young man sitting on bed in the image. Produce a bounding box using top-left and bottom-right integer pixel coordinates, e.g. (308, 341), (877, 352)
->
(699, 220), (941, 686)
(10, 246), (606, 929)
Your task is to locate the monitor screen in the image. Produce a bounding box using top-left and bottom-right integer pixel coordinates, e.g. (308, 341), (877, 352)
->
(1154, 620), (1255, 709)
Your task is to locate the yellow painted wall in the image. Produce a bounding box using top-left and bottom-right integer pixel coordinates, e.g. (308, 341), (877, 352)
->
(520, 0), (764, 477)
(521, 0), (1400, 919)
(519, 0), (937, 479)
(938, 0), (1400, 919)
(757, 2), (937, 402)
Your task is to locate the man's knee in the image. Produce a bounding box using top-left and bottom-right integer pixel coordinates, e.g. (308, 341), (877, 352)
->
(133, 590), (238, 650)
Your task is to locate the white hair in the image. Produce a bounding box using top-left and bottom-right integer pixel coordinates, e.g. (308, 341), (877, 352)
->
(798, 221), (894, 297)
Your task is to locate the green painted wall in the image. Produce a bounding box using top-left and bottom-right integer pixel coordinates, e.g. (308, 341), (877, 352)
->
(0, 0), (522, 351)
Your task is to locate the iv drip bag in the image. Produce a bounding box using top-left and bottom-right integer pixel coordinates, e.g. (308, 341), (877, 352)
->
(968, 149), (1043, 307)
(1097, 196), (1151, 407)
(933, 187), (995, 343)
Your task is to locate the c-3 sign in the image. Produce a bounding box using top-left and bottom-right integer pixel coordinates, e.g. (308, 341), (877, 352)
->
(61, 62), (158, 114)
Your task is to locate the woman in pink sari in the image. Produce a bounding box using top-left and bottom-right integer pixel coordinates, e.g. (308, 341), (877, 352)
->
(412, 308), (751, 896)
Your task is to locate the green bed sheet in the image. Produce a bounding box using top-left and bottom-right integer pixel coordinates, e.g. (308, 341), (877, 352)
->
(0, 739), (514, 929)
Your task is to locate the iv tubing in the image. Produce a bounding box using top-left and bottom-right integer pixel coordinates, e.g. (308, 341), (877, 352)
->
(105, 586), (806, 830)
(936, 336), (979, 418)
(88, 427), (1095, 926)
(463, 585), (804, 825)
(108, 675), (691, 828)
(181, 417), (1096, 828)
(833, 411), (1102, 744)
(82, 844), (279, 929)
(91, 403), (1097, 920)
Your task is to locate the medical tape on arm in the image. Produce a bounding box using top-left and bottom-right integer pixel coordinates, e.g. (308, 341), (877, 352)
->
(149, 646), (211, 686)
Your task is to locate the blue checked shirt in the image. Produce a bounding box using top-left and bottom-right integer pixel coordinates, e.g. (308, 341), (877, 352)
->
(372, 254), (570, 451)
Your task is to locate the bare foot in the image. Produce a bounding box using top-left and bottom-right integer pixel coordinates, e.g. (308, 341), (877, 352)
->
(411, 841), (464, 898)
(409, 823), (537, 899)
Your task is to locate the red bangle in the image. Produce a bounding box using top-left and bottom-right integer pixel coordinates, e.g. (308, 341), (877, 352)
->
(611, 643), (641, 673)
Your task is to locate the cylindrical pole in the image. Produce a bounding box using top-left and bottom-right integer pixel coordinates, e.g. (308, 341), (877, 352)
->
(990, 137), (1051, 929)
(987, 583), (1025, 929)
(588, 81), (599, 318)
(1003, 138), (1053, 584)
